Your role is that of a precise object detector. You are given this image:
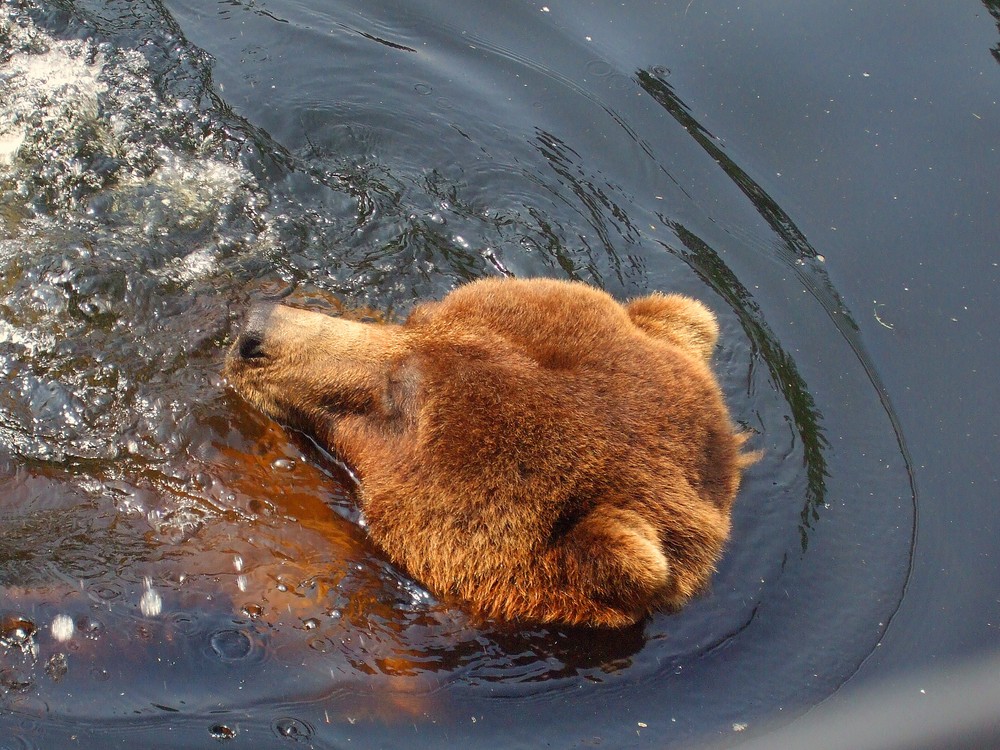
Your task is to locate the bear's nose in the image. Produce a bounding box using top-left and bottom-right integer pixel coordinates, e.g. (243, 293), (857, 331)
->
(236, 331), (266, 360)
(234, 303), (276, 361)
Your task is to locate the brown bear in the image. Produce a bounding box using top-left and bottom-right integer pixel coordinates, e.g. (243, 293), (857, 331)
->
(224, 278), (755, 628)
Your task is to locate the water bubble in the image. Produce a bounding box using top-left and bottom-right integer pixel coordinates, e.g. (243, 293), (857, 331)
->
(210, 629), (252, 661)
(76, 616), (105, 640)
(190, 472), (213, 489)
(301, 618), (320, 630)
(209, 724), (237, 740)
(271, 458), (295, 471)
(272, 717), (313, 742)
(90, 666), (111, 683)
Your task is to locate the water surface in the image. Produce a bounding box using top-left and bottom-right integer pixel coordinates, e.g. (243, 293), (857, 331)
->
(3, 1), (997, 748)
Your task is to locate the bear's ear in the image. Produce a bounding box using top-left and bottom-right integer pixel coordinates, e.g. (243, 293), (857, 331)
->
(626, 293), (719, 361)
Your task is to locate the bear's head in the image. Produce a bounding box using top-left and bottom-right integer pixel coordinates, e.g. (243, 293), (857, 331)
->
(225, 278), (753, 627)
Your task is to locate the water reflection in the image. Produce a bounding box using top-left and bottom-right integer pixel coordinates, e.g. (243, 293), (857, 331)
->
(636, 67), (918, 553)
(636, 69), (830, 546)
(985, 0), (1000, 64)
(665, 223), (829, 549)
(534, 128), (639, 283)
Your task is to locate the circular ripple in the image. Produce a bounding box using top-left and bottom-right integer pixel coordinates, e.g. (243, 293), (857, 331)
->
(167, 612), (202, 637)
(209, 629), (253, 662)
(0, 732), (39, 750)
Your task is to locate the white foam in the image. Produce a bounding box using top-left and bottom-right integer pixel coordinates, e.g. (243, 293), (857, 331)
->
(0, 12), (257, 220)
(0, 317), (56, 355)
(0, 27), (106, 166)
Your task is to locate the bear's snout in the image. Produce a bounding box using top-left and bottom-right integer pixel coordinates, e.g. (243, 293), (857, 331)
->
(233, 304), (277, 362)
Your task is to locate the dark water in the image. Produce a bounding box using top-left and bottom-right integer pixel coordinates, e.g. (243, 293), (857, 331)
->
(0, 1), (997, 748)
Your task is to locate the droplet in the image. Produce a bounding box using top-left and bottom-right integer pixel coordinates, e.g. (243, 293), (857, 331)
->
(51, 614), (74, 642)
(301, 618), (320, 630)
(241, 603), (264, 620)
(0, 616), (36, 648)
(140, 580), (163, 617)
(90, 667), (111, 682)
(271, 458), (295, 471)
(272, 717), (313, 742)
(191, 472), (213, 489)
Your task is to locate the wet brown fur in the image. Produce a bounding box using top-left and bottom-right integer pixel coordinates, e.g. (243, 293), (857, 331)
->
(225, 278), (755, 627)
